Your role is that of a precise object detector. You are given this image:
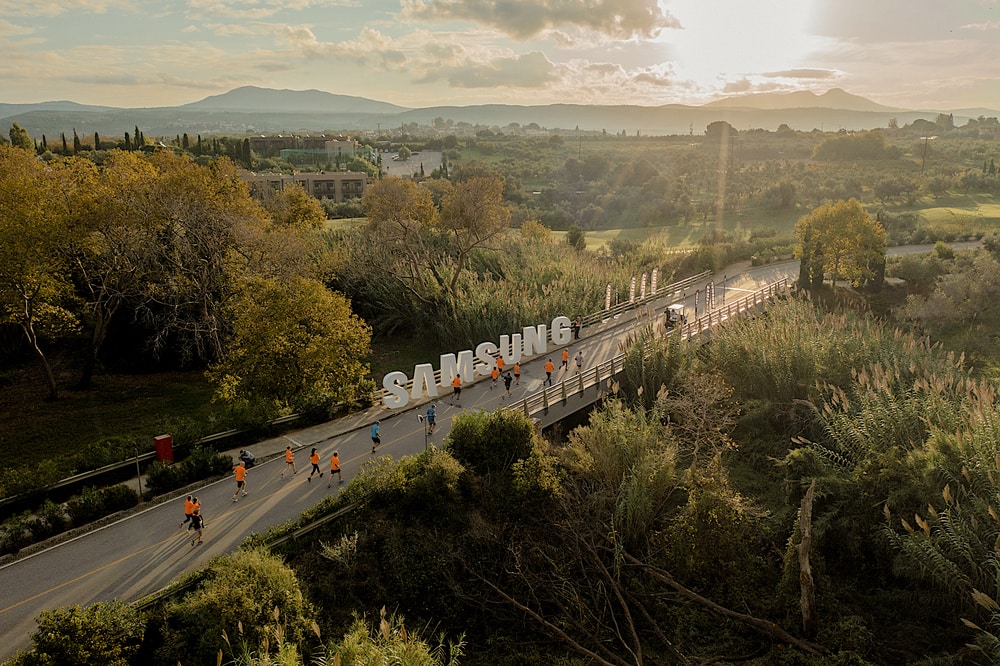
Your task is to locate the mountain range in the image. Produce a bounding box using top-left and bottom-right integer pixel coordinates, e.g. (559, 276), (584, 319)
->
(2, 86), (995, 139)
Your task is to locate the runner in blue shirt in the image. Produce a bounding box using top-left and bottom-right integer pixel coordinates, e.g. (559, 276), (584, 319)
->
(371, 421), (381, 454)
(426, 404), (436, 434)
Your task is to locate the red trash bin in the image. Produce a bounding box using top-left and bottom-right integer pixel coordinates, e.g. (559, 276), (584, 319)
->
(154, 434), (174, 462)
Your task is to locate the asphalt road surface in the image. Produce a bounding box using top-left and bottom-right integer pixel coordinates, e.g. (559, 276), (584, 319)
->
(0, 243), (973, 660)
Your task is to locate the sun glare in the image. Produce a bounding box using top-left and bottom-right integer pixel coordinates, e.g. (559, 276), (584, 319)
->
(664, 0), (816, 89)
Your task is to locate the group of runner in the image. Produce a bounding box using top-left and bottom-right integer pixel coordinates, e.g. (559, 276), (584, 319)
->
(281, 445), (343, 487)
(181, 339), (585, 547)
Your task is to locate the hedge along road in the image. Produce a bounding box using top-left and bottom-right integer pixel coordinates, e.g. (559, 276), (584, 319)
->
(0, 242), (975, 661)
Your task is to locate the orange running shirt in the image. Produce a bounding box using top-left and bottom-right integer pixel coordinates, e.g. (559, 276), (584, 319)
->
(513, 363), (520, 376)
(491, 367), (499, 380)
(562, 349), (569, 363)
(452, 376), (461, 388)
(544, 360), (554, 374)
(234, 466), (247, 482)
(184, 498), (194, 515)
(310, 451), (319, 465)
(496, 356), (505, 371)
(285, 449), (294, 463)
(330, 454), (340, 472)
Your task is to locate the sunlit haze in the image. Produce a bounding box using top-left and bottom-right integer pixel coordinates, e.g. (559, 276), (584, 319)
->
(0, 0), (997, 110)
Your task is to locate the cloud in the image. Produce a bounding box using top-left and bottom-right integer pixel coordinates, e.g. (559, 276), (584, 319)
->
(962, 20), (1000, 31)
(400, 0), (679, 41)
(183, 0), (359, 21)
(277, 25), (407, 68)
(0, 19), (36, 36)
(761, 69), (838, 80)
(0, 0), (128, 16)
(423, 50), (558, 88)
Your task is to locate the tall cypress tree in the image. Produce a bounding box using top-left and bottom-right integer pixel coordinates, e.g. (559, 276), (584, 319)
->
(196, 135), (202, 155)
(72, 128), (82, 154)
(94, 131), (101, 150)
(61, 132), (68, 154)
(124, 132), (132, 151)
(182, 133), (190, 150)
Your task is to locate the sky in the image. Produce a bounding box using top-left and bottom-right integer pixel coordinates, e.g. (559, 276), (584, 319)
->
(1, 0), (999, 111)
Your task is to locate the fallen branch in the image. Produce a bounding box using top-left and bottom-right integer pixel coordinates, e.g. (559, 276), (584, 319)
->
(623, 552), (827, 657)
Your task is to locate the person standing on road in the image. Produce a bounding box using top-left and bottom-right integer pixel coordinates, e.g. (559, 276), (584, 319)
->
(307, 447), (323, 482)
(281, 445), (297, 478)
(544, 358), (554, 386)
(513, 362), (521, 385)
(561, 348), (569, 370)
(371, 421), (382, 453)
(503, 372), (513, 397)
(452, 374), (462, 402)
(574, 318), (582, 339)
(189, 509), (205, 546)
(231, 461), (248, 501)
(179, 495), (194, 528)
(426, 403), (436, 434)
(575, 350), (584, 374)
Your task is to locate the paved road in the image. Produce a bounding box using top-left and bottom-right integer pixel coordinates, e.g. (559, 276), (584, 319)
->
(0, 244), (973, 660)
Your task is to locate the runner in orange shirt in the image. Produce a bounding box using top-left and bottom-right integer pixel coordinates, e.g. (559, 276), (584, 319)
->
(452, 374), (462, 402)
(544, 358), (555, 386)
(232, 461), (248, 501)
(328, 451), (343, 487)
(281, 445), (296, 478)
(496, 355), (505, 374)
(307, 447), (323, 482)
(179, 494), (194, 528)
(561, 348), (569, 370)
(491, 365), (499, 389)
(513, 362), (521, 385)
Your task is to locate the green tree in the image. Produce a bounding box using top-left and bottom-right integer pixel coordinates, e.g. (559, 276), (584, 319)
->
(8, 122), (33, 151)
(93, 131), (101, 151)
(795, 198), (887, 288)
(140, 153), (270, 364)
(565, 224), (586, 250)
(398, 145), (412, 160)
(439, 175), (511, 295)
(260, 181), (326, 230)
(68, 150), (165, 387)
(72, 128), (81, 154)
(447, 408), (536, 477)
(0, 145), (79, 399)
(208, 275), (372, 415)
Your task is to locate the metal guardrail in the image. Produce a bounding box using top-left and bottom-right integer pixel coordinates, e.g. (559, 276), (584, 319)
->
(507, 278), (790, 420)
(377, 270), (712, 400)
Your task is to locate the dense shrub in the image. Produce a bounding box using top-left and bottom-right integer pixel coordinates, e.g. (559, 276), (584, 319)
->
(154, 548), (314, 666)
(65, 485), (138, 527)
(144, 446), (232, 496)
(20, 600), (144, 666)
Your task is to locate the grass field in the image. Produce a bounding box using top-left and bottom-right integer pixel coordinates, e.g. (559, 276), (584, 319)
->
(0, 361), (217, 473)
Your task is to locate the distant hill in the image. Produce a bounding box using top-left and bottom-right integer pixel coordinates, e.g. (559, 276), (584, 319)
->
(703, 88), (900, 113)
(1, 87), (995, 139)
(179, 86), (410, 115)
(0, 100), (114, 118)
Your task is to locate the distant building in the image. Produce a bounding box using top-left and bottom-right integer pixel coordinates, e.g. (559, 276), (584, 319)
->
(242, 171), (367, 203)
